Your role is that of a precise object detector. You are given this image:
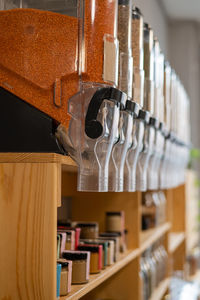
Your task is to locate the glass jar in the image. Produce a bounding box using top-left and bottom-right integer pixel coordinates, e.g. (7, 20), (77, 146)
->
(77, 222), (99, 239)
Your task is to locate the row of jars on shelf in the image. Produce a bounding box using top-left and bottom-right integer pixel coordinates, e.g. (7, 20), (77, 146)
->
(56, 211), (127, 297)
(0, 0), (191, 192)
(140, 242), (168, 300)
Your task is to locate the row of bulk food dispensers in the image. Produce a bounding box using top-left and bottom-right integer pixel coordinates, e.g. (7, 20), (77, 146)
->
(0, 0), (191, 192)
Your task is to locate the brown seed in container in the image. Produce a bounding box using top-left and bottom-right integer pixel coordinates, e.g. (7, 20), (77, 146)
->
(0, 9), (79, 129)
(132, 9), (144, 70)
(132, 8), (144, 106)
(118, 1), (132, 96)
(82, 0), (117, 85)
(143, 24), (154, 80)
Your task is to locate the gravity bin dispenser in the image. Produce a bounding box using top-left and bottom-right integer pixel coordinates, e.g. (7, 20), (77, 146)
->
(109, 0), (140, 192)
(0, 0), (127, 192)
(124, 7), (146, 192)
(136, 23), (155, 192)
(147, 38), (165, 190)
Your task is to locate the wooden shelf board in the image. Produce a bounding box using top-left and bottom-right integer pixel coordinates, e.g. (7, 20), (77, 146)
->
(186, 232), (199, 253)
(141, 206), (156, 215)
(169, 232), (185, 253)
(0, 153), (77, 170)
(140, 223), (171, 253)
(61, 248), (140, 300)
(149, 278), (170, 300)
(189, 270), (200, 283)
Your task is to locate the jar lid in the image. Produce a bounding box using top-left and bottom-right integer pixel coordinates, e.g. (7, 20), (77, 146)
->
(76, 222), (98, 228)
(58, 220), (71, 227)
(100, 232), (122, 237)
(80, 240), (108, 249)
(62, 252), (87, 261)
(118, 0), (130, 5)
(78, 245), (100, 253)
(106, 212), (123, 216)
(57, 259), (70, 267)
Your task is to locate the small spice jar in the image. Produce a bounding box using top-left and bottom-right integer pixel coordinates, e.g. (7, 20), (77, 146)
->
(62, 251), (90, 284)
(77, 222), (99, 239)
(56, 263), (62, 298)
(57, 235), (61, 259)
(78, 245), (103, 274)
(106, 211), (125, 232)
(97, 237), (115, 265)
(99, 232), (120, 261)
(65, 230), (75, 251)
(80, 239), (109, 268)
(58, 225), (81, 250)
(57, 232), (66, 256)
(57, 259), (72, 296)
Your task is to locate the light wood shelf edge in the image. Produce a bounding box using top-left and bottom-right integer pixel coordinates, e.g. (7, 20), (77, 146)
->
(186, 232), (199, 253)
(149, 278), (170, 300)
(61, 249), (140, 300)
(169, 232), (185, 254)
(189, 270), (200, 283)
(140, 223), (171, 253)
(0, 153), (77, 169)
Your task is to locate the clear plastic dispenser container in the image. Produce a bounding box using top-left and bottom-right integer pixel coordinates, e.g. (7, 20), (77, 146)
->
(124, 6), (145, 192)
(58, 0), (127, 192)
(171, 79), (190, 187)
(147, 39), (165, 190)
(136, 23), (155, 191)
(162, 71), (191, 189)
(109, 0), (139, 192)
(160, 62), (172, 189)
(0, 0), (127, 192)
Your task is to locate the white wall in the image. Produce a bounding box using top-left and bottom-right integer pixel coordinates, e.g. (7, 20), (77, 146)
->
(169, 21), (200, 154)
(134, 0), (169, 58)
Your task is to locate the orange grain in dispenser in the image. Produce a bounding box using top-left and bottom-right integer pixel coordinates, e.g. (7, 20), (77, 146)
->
(0, 8), (79, 129)
(82, 0), (118, 86)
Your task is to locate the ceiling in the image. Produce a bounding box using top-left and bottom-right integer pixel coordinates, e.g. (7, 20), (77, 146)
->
(160, 0), (200, 21)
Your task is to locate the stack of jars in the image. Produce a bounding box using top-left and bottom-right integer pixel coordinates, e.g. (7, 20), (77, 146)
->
(0, 0), (191, 192)
(140, 242), (168, 300)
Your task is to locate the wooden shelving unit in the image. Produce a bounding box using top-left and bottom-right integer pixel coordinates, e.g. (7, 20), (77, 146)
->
(0, 153), (198, 300)
(169, 232), (185, 254)
(140, 223), (171, 253)
(149, 278), (170, 300)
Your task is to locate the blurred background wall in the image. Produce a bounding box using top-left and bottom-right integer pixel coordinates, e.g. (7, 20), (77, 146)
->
(134, 0), (200, 171)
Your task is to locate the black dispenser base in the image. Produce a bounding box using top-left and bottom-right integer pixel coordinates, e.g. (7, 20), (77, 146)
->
(0, 87), (65, 154)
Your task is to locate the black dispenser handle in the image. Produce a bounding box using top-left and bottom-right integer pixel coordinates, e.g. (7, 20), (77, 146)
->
(85, 87), (126, 139)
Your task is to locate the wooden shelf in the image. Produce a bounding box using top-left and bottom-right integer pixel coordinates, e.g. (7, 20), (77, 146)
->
(141, 206), (156, 215)
(189, 270), (200, 283)
(169, 232), (185, 253)
(149, 278), (170, 300)
(61, 249), (140, 300)
(0, 152), (76, 165)
(140, 223), (171, 252)
(0, 154), (195, 299)
(186, 231), (199, 253)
